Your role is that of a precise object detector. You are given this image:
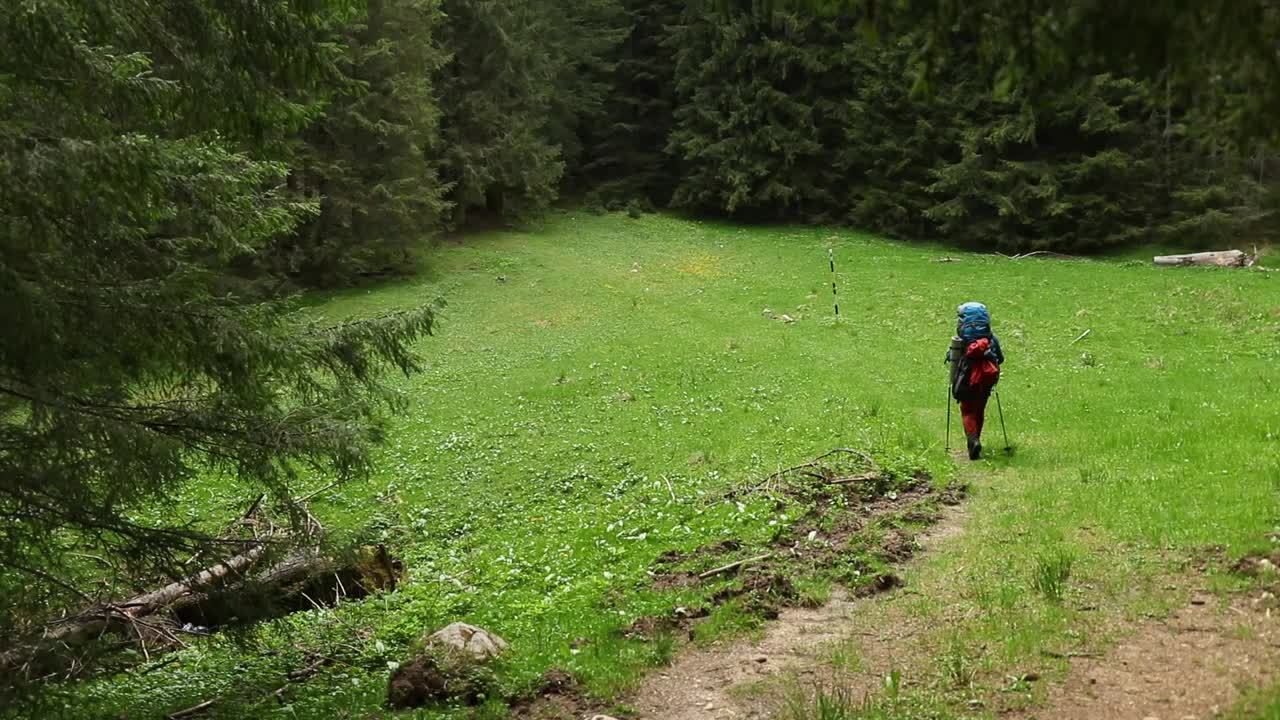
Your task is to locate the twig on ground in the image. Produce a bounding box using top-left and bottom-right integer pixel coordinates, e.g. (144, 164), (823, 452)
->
(272, 657), (331, 700)
(1069, 329), (1092, 345)
(125, 615), (151, 663)
(139, 656), (181, 675)
(168, 696), (221, 719)
(827, 472), (881, 486)
(998, 250), (1082, 261)
(662, 474), (675, 501)
(699, 553), (773, 580)
(1040, 649), (1102, 659)
(763, 448), (877, 483)
(333, 572), (346, 605)
(727, 448), (880, 499)
(186, 493), (266, 566)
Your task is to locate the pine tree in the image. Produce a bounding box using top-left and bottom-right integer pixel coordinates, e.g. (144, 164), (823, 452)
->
(0, 0), (436, 630)
(666, 4), (853, 222)
(279, 0), (453, 286)
(435, 0), (567, 226)
(574, 0), (682, 208)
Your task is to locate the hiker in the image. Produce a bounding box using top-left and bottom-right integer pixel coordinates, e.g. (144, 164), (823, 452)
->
(947, 302), (1004, 460)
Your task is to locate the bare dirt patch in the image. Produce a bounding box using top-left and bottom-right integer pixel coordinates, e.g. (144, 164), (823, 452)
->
(626, 506), (969, 719)
(509, 668), (602, 720)
(628, 589), (861, 719)
(1011, 593), (1280, 720)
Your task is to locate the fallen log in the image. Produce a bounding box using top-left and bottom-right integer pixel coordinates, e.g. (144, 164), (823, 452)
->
(119, 545), (269, 615)
(2, 544), (404, 676)
(0, 544), (271, 673)
(4, 482), (402, 677)
(1153, 250), (1253, 267)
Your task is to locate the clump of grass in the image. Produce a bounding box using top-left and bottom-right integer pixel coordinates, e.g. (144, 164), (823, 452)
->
(782, 683), (872, 720)
(1031, 548), (1076, 603)
(827, 638), (865, 671)
(692, 601), (763, 644)
(649, 631), (677, 667)
(794, 576), (834, 608)
(785, 678), (956, 720)
(939, 640), (976, 690)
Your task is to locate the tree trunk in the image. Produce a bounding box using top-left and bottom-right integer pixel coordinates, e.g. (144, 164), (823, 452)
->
(1153, 250), (1252, 267)
(0, 544), (268, 671)
(4, 542), (402, 674)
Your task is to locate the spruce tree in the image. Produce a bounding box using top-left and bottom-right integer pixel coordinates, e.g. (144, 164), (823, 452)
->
(925, 75), (1261, 252)
(279, 0), (453, 286)
(0, 0), (436, 631)
(666, 4), (853, 222)
(435, 0), (566, 226)
(574, 0), (681, 207)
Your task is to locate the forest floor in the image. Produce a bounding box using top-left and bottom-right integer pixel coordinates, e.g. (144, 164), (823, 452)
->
(24, 213), (1280, 720)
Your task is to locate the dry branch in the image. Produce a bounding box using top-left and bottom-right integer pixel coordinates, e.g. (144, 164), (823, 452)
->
(997, 250), (1082, 261)
(727, 448), (880, 500)
(764, 448), (878, 483)
(827, 472), (881, 486)
(168, 696), (221, 719)
(699, 553), (773, 579)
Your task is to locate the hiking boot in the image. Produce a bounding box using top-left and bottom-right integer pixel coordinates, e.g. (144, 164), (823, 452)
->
(966, 434), (982, 460)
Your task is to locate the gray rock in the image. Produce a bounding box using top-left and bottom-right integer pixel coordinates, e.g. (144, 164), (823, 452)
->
(423, 622), (509, 660)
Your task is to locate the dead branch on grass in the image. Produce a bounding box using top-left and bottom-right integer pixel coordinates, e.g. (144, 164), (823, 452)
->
(729, 448), (881, 499)
(699, 554), (774, 580)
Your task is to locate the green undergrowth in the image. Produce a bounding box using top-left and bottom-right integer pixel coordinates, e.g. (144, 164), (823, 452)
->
(1228, 678), (1280, 720)
(17, 212), (1280, 719)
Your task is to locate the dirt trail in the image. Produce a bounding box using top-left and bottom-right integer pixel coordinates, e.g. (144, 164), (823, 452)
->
(627, 508), (967, 719)
(1013, 595), (1280, 720)
(626, 502), (1280, 720)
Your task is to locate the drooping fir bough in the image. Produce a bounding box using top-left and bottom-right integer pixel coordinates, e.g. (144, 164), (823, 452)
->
(0, 0), (435, 636)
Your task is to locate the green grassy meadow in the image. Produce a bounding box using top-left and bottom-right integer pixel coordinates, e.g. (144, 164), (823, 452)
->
(29, 213), (1280, 719)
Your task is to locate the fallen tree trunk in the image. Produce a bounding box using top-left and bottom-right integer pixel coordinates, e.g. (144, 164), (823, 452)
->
(2, 543), (404, 675)
(1153, 250), (1253, 267)
(119, 545), (269, 615)
(0, 544), (270, 672)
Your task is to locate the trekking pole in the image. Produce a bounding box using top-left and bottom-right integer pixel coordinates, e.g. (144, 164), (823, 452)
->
(994, 390), (1011, 451)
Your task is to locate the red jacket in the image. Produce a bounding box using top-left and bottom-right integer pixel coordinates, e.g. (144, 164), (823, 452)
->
(964, 338), (1000, 390)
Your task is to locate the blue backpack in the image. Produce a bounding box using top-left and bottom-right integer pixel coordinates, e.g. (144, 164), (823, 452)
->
(956, 302), (992, 342)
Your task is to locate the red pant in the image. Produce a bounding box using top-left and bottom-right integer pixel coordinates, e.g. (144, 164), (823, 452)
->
(960, 391), (990, 437)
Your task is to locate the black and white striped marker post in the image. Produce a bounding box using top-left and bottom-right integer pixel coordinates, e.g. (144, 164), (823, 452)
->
(828, 248), (839, 317)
